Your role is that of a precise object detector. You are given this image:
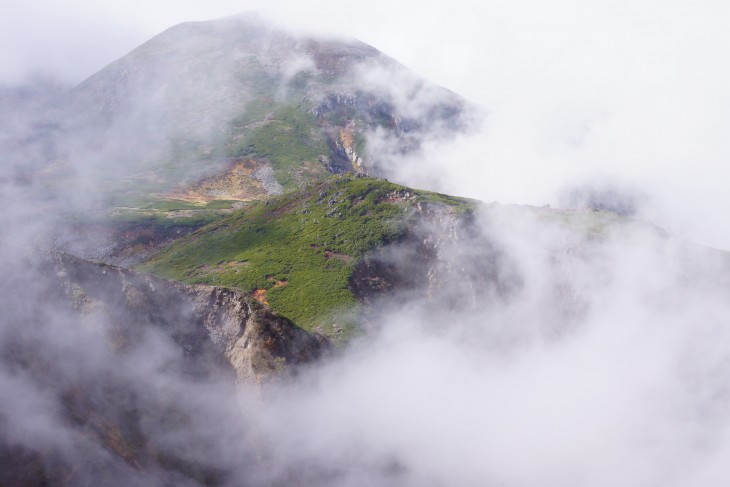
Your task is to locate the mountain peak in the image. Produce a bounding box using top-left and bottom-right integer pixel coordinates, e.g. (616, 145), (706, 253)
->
(38, 15), (476, 210)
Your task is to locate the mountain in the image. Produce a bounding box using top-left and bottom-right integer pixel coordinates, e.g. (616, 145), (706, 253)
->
(26, 13), (475, 211)
(7, 13), (730, 487)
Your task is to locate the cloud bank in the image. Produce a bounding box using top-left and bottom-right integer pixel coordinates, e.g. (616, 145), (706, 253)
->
(248, 206), (730, 486)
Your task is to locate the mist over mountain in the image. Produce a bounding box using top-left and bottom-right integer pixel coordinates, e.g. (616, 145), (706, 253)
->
(3, 11), (730, 487)
(8, 13), (475, 216)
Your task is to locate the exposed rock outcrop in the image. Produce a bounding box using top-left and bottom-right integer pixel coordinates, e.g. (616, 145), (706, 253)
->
(47, 251), (328, 383)
(0, 250), (329, 486)
(350, 202), (522, 313)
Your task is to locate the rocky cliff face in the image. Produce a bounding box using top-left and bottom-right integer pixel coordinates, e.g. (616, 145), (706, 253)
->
(47, 251), (328, 383)
(350, 201), (522, 315)
(0, 250), (328, 486)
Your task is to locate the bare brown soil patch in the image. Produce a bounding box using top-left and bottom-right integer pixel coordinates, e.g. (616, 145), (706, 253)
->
(168, 159), (270, 203)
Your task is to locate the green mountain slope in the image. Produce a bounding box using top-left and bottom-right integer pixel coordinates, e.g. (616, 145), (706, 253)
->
(136, 174), (682, 343)
(137, 175), (473, 339)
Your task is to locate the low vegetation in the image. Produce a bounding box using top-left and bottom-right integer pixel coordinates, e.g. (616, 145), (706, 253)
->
(137, 176), (474, 340)
(228, 100), (330, 190)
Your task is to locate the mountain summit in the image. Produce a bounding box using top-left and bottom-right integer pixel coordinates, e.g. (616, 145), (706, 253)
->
(36, 13), (476, 206)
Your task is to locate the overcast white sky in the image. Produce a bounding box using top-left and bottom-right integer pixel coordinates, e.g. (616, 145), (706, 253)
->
(3, 0), (730, 248)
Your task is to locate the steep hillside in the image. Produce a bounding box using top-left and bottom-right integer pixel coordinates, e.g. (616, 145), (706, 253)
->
(48, 251), (327, 382)
(0, 250), (329, 486)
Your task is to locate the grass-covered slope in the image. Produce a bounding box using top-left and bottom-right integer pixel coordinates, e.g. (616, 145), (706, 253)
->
(137, 176), (473, 339)
(227, 100), (331, 190)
